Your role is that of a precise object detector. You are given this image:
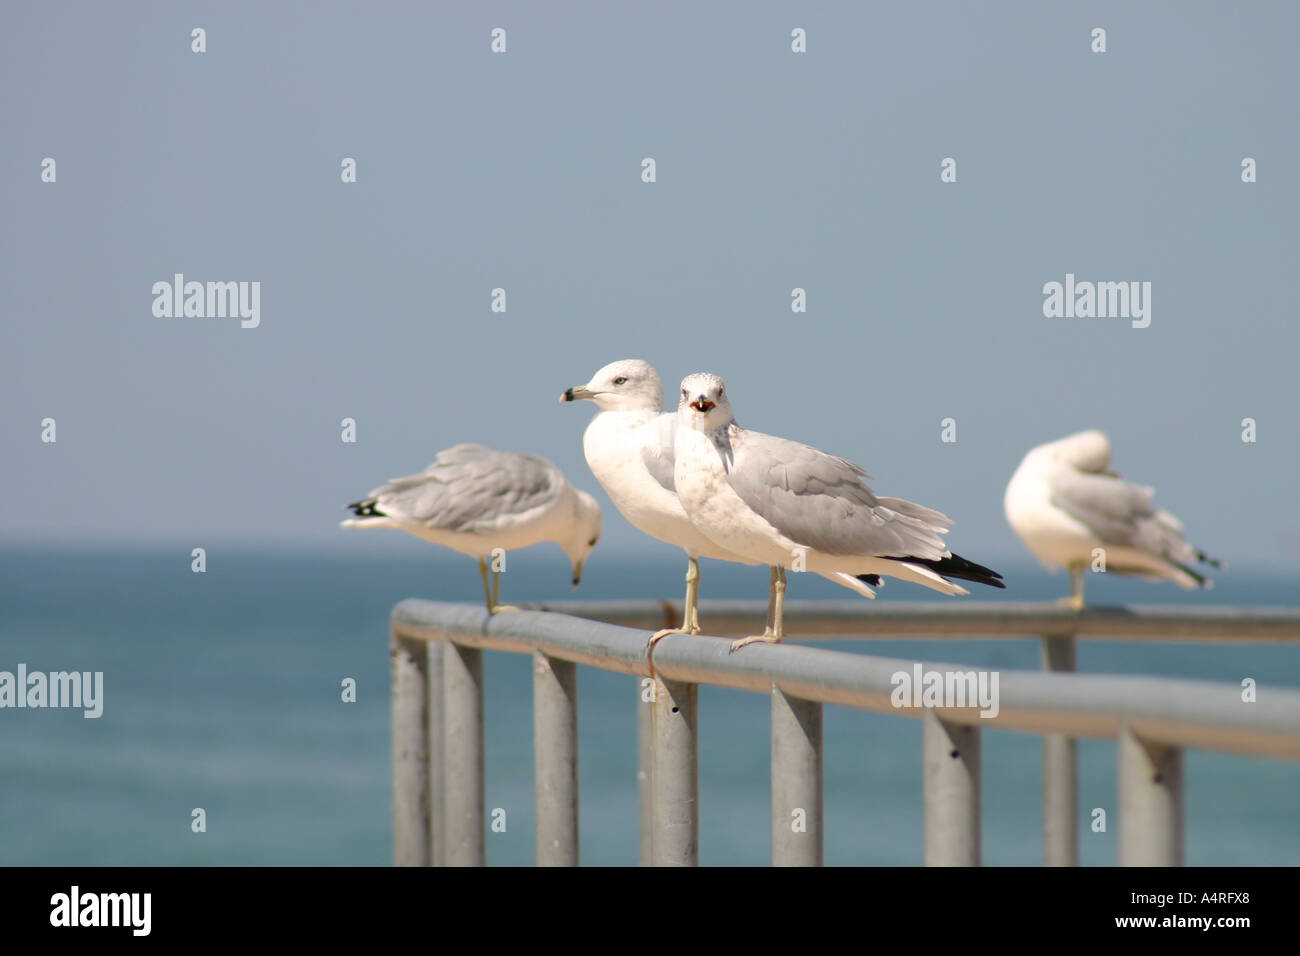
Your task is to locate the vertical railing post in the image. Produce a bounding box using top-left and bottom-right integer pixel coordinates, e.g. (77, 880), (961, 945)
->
(1118, 729), (1184, 866)
(638, 677), (653, 865)
(443, 642), (485, 866)
(391, 628), (430, 866)
(923, 711), (981, 866)
(426, 639), (444, 867)
(651, 676), (698, 866)
(533, 650), (579, 866)
(1042, 633), (1078, 866)
(771, 686), (822, 866)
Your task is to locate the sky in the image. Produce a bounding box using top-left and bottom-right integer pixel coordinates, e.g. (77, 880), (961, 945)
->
(3, 1), (1298, 569)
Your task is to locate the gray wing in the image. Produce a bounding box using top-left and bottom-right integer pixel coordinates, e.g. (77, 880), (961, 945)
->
(638, 413), (678, 494)
(1049, 468), (1197, 562)
(726, 427), (951, 559)
(368, 444), (565, 533)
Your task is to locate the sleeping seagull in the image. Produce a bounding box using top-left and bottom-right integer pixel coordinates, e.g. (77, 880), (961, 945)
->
(560, 359), (883, 647)
(1004, 429), (1219, 608)
(672, 372), (1005, 651)
(342, 443), (602, 613)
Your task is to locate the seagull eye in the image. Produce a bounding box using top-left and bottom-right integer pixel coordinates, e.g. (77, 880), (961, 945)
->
(613, 376), (628, 386)
(588, 536), (599, 547)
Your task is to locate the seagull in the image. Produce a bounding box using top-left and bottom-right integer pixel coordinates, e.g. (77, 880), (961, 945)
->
(342, 443), (602, 613)
(1004, 429), (1220, 608)
(560, 360), (883, 648)
(672, 373), (1005, 651)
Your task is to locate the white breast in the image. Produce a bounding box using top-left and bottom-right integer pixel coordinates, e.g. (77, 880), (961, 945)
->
(673, 426), (788, 565)
(584, 411), (749, 562)
(1004, 457), (1096, 569)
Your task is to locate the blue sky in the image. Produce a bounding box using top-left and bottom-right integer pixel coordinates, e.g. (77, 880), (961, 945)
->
(3, 1), (1297, 570)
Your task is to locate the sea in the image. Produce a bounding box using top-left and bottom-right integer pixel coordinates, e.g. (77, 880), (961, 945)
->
(1, 545), (1296, 866)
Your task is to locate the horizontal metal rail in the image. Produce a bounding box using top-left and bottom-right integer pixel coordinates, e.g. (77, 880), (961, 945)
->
(392, 600), (1300, 754)
(389, 599), (1300, 868)
(487, 599), (1300, 642)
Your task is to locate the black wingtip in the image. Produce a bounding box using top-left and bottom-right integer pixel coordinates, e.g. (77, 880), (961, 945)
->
(345, 499), (386, 518)
(856, 574), (882, 586)
(1170, 560), (1213, 588)
(893, 552), (1007, 589)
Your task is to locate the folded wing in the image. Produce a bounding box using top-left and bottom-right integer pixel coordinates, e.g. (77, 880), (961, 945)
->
(726, 428), (952, 560)
(1049, 467), (1200, 566)
(351, 443), (564, 534)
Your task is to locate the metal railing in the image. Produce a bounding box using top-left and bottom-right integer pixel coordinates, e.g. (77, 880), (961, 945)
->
(388, 599), (1300, 867)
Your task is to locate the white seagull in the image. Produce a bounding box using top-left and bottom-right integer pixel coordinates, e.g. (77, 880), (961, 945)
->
(1004, 429), (1219, 607)
(560, 360), (884, 645)
(342, 443), (602, 612)
(672, 372), (1005, 650)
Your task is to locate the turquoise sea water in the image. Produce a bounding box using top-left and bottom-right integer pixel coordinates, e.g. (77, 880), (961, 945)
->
(1, 545), (1296, 866)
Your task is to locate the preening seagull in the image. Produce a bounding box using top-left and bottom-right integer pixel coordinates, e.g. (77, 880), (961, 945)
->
(1004, 429), (1219, 607)
(560, 359), (883, 646)
(672, 373), (1005, 651)
(341, 443), (602, 613)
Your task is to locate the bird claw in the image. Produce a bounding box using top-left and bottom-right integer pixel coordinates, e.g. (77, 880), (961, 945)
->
(647, 627), (701, 682)
(648, 627), (697, 650)
(729, 632), (782, 653)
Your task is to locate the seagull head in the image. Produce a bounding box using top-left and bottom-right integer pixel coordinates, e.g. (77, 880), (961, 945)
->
(561, 490), (603, 589)
(1045, 429), (1113, 471)
(559, 359), (663, 413)
(677, 372), (734, 431)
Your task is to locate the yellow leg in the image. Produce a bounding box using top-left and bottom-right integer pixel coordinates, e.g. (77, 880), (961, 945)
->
(683, 557), (701, 633)
(488, 563), (518, 615)
(1057, 563), (1085, 611)
(648, 558), (702, 649)
(478, 558), (493, 612)
(731, 566), (786, 652)
(774, 565), (786, 634)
